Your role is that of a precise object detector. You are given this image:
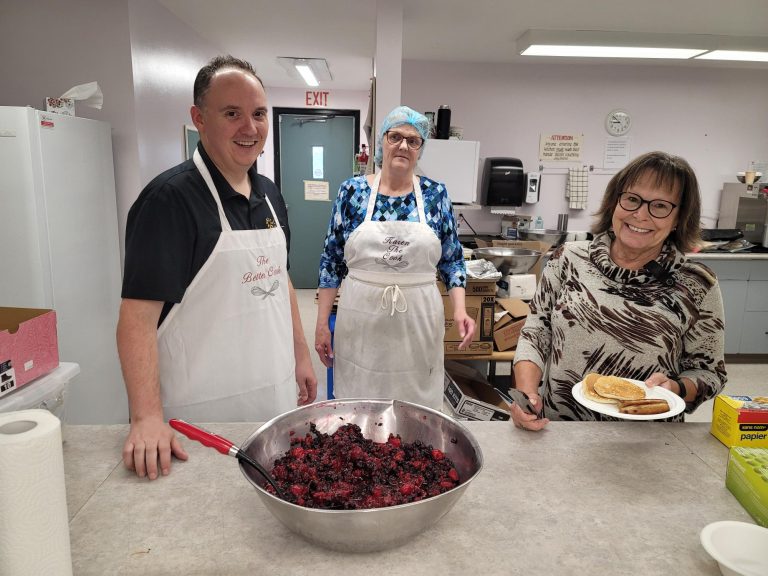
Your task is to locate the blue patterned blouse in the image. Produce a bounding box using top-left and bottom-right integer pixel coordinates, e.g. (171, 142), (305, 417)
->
(318, 175), (467, 289)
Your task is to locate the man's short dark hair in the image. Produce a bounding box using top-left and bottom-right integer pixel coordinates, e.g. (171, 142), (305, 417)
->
(193, 55), (264, 108)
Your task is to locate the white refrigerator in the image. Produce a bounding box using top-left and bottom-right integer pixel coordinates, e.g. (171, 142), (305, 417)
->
(0, 106), (126, 424)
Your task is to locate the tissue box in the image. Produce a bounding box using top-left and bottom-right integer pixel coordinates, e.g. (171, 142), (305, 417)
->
(725, 447), (768, 527)
(711, 395), (768, 448)
(45, 97), (75, 116)
(0, 308), (59, 398)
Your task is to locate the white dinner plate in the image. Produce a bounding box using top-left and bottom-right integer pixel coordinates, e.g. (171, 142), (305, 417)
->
(571, 378), (686, 421)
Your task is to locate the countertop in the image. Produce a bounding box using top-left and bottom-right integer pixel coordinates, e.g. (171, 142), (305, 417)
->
(688, 251), (768, 260)
(62, 422), (751, 575)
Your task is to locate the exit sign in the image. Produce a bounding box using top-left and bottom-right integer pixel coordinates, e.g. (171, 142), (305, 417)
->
(305, 91), (330, 107)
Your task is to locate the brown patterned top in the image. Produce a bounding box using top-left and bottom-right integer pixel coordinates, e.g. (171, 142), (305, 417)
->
(513, 232), (727, 421)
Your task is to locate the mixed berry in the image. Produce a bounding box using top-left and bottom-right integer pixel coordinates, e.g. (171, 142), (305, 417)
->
(265, 423), (461, 509)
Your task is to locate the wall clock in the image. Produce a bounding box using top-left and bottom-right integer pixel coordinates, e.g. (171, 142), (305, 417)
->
(605, 109), (631, 137)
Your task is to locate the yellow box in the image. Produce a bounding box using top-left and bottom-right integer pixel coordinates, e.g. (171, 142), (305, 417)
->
(710, 395), (768, 448)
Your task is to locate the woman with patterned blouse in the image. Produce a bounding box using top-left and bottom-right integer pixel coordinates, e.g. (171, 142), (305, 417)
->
(511, 151), (727, 430)
(314, 106), (474, 410)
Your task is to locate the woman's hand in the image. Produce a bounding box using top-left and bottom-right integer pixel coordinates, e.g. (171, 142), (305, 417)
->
(314, 324), (335, 368)
(453, 309), (476, 350)
(645, 372), (694, 401)
(509, 392), (550, 431)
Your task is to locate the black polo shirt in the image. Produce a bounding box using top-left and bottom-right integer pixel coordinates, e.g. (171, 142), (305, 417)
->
(122, 143), (291, 326)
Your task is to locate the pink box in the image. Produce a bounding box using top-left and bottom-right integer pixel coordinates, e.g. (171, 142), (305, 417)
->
(0, 308), (59, 398)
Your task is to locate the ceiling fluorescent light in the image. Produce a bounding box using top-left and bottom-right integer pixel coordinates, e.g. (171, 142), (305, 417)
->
(295, 63), (319, 86)
(522, 45), (705, 59)
(695, 50), (768, 62)
(516, 30), (724, 60)
(518, 30), (768, 63)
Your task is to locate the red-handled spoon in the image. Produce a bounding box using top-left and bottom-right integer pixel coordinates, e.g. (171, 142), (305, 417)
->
(169, 419), (284, 499)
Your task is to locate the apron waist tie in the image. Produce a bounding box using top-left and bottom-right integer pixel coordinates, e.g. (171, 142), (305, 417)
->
(381, 284), (407, 316)
(347, 272), (436, 317)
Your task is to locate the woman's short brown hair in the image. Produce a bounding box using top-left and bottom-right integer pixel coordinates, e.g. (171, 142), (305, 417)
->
(591, 151), (701, 253)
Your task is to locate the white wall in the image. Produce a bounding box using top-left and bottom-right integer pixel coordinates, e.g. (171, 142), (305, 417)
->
(0, 0), (222, 258)
(0, 0), (140, 247)
(129, 1), (222, 191)
(403, 60), (768, 234)
(259, 87), (370, 182)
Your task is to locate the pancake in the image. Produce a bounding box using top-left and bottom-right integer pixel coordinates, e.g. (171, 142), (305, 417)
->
(593, 376), (646, 401)
(582, 373), (617, 404)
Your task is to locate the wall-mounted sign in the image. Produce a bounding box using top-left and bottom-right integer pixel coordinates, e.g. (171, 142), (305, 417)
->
(603, 137), (630, 169)
(539, 133), (583, 162)
(306, 91), (330, 107)
(304, 180), (329, 201)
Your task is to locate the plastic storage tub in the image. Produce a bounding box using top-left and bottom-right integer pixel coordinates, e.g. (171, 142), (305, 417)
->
(0, 362), (79, 420)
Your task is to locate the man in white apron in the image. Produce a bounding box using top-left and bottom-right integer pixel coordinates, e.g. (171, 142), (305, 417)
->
(315, 106), (475, 410)
(118, 56), (316, 480)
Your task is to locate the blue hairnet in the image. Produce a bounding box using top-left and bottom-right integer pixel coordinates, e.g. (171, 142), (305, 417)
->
(374, 106), (430, 167)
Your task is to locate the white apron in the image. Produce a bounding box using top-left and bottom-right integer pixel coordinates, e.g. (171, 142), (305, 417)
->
(156, 150), (296, 422)
(334, 174), (445, 409)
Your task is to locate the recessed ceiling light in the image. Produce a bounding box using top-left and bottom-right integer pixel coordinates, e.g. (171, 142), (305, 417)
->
(277, 57), (332, 86)
(295, 64), (319, 87)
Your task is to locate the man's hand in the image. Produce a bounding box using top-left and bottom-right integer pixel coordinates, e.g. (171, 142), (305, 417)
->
(295, 353), (317, 405)
(122, 416), (188, 480)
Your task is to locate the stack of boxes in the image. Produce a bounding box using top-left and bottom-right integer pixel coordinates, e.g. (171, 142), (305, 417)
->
(710, 395), (768, 527)
(439, 279), (496, 356)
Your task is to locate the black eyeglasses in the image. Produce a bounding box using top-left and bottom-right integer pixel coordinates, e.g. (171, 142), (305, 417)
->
(618, 192), (678, 219)
(385, 131), (424, 150)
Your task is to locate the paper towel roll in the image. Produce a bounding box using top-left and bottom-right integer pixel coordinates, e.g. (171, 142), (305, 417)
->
(0, 409), (72, 576)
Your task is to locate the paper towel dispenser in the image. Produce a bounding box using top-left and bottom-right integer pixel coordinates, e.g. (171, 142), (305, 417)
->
(480, 157), (525, 207)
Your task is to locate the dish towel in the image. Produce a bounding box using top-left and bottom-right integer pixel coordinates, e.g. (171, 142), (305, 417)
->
(566, 167), (589, 209)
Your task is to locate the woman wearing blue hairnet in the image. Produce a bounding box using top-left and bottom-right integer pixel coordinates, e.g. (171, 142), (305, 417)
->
(315, 106), (474, 409)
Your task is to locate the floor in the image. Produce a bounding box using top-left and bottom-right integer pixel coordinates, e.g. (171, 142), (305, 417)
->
(294, 289), (768, 423)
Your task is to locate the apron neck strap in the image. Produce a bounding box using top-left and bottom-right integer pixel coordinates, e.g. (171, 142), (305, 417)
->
(194, 149), (231, 232)
(193, 149), (281, 231)
(366, 174), (426, 222)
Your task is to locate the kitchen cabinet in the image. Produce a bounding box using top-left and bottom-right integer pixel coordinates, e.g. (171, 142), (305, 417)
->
(690, 256), (768, 354)
(417, 139), (480, 204)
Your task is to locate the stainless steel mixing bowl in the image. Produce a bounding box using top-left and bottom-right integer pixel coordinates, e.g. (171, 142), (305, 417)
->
(517, 228), (568, 246)
(238, 399), (484, 552)
(472, 247), (541, 275)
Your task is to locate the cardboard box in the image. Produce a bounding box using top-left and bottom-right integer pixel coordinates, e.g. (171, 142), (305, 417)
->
(0, 308), (59, 398)
(711, 395), (768, 448)
(725, 447), (768, 527)
(45, 97), (75, 116)
(493, 298), (530, 352)
(443, 295), (495, 342)
(444, 360), (510, 421)
(437, 279), (497, 296)
(443, 340), (493, 356)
